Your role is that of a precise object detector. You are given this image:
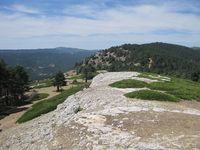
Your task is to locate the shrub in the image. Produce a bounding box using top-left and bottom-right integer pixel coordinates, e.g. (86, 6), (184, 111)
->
(74, 106), (83, 114)
(72, 79), (78, 84)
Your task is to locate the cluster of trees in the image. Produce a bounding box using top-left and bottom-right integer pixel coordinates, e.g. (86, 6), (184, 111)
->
(77, 42), (200, 82)
(0, 59), (29, 106)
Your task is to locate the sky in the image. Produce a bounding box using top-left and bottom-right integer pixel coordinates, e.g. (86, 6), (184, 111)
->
(0, 0), (200, 49)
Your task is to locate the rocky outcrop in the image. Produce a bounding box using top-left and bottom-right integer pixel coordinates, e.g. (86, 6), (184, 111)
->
(0, 72), (200, 150)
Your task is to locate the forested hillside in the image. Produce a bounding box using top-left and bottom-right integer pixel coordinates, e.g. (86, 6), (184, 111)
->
(77, 42), (200, 81)
(193, 47), (200, 50)
(0, 47), (95, 80)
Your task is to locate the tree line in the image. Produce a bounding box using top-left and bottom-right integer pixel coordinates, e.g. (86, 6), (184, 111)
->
(0, 59), (29, 106)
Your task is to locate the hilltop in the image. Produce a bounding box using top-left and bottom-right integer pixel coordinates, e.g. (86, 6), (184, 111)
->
(0, 47), (96, 80)
(77, 42), (200, 82)
(0, 72), (200, 149)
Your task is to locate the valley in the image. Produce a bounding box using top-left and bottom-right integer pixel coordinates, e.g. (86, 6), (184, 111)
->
(0, 47), (96, 80)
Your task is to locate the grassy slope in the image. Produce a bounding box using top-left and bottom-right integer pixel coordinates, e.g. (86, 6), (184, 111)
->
(110, 73), (200, 102)
(125, 90), (179, 102)
(148, 78), (200, 101)
(17, 85), (84, 123)
(110, 79), (147, 88)
(137, 72), (166, 81)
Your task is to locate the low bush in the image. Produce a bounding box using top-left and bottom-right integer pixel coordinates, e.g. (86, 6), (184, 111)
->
(74, 106), (83, 114)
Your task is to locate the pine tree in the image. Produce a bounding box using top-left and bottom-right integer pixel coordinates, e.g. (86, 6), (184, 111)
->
(54, 71), (66, 92)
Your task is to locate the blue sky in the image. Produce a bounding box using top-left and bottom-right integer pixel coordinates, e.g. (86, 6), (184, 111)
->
(0, 0), (200, 49)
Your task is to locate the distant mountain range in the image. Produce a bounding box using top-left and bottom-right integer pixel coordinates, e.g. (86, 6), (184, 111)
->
(0, 47), (96, 80)
(77, 42), (200, 82)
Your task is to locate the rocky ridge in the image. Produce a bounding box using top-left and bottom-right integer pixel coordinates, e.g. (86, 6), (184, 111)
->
(0, 72), (200, 150)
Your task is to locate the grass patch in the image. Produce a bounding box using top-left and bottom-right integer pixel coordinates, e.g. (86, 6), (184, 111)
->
(125, 90), (179, 102)
(138, 73), (159, 80)
(71, 79), (84, 85)
(31, 93), (49, 101)
(17, 84), (85, 123)
(148, 78), (200, 101)
(30, 79), (53, 89)
(138, 72), (169, 81)
(110, 79), (147, 88)
(67, 74), (83, 80)
(110, 73), (200, 102)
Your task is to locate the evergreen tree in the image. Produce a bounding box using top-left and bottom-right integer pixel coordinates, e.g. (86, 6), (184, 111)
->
(0, 59), (29, 106)
(0, 60), (7, 102)
(82, 64), (96, 83)
(54, 71), (66, 92)
(10, 66), (29, 104)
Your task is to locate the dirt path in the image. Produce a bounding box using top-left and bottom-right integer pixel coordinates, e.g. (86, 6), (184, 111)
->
(0, 85), (73, 131)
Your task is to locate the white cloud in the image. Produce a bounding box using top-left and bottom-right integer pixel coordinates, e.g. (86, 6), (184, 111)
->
(63, 4), (98, 18)
(0, 3), (200, 49)
(4, 4), (40, 14)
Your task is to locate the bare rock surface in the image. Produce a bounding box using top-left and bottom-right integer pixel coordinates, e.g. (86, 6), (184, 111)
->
(0, 72), (200, 150)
